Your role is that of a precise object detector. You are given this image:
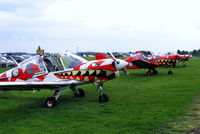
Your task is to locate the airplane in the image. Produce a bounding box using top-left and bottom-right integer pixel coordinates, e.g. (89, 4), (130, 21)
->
(0, 52), (128, 108)
(157, 53), (192, 67)
(96, 51), (176, 76)
(127, 51), (186, 75)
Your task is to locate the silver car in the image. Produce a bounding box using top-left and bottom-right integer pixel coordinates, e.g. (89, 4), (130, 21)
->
(1, 57), (16, 67)
(0, 57), (6, 67)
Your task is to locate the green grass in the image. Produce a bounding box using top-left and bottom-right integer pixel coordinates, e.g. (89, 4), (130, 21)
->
(0, 58), (200, 134)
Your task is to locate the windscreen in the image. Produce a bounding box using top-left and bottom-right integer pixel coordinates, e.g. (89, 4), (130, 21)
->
(60, 53), (87, 69)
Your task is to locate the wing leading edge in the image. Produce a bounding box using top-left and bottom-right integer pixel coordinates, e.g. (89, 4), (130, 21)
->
(0, 81), (84, 91)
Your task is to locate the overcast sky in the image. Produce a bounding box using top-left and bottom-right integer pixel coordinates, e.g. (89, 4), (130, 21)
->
(0, 0), (200, 53)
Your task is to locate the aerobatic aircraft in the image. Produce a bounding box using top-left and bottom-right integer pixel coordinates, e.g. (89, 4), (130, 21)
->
(96, 51), (176, 76)
(156, 53), (192, 67)
(126, 51), (185, 75)
(0, 52), (128, 108)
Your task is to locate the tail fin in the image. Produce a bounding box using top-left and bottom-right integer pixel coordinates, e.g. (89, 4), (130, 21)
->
(95, 53), (108, 60)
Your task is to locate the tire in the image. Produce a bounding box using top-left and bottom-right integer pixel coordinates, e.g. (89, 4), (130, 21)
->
(12, 68), (19, 78)
(146, 71), (152, 76)
(45, 97), (57, 108)
(99, 94), (109, 103)
(2, 64), (6, 68)
(168, 70), (173, 75)
(153, 70), (158, 75)
(74, 88), (85, 97)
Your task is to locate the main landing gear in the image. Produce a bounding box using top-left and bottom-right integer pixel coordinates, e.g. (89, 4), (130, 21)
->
(71, 86), (85, 97)
(45, 87), (86, 108)
(97, 83), (109, 103)
(45, 84), (109, 108)
(168, 66), (173, 75)
(146, 67), (173, 76)
(146, 69), (158, 76)
(45, 90), (61, 108)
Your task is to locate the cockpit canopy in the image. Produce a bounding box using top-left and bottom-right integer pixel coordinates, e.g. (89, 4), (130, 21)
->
(19, 53), (87, 75)
(60, 53), (87, 69)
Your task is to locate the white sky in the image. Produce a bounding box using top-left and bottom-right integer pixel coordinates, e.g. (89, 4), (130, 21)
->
(0, 0), (200, 53)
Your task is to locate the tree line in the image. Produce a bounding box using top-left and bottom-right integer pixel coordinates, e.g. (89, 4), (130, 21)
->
(177, 49), (200, 56)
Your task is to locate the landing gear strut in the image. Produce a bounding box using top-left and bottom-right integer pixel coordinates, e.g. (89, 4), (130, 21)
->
(146, 70), (152, 76)
(168, 66), (173, 75)
(45, 90), (61, 108)
(146, 69), (158, 76)
(97, 83), (109, 103)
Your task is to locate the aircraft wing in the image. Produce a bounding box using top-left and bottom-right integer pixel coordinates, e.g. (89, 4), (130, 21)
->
(0, 81), (84, 91)
(131, 60), (158, 69)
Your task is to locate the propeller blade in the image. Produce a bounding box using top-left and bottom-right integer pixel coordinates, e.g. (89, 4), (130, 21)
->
(107, 52), (120, 64)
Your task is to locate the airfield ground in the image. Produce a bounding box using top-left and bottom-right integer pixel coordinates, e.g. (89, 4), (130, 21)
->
(0, 58), (200, 134)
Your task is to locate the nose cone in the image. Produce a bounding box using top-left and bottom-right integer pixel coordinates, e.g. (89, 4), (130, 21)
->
(115, 59), (128, 70)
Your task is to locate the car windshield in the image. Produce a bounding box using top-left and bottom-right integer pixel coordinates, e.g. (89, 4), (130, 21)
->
(60, 53), (87, 69)
(0, 57), (5, 61)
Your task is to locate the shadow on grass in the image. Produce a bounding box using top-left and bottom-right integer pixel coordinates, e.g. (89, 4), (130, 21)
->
(0, 92), (93, 125)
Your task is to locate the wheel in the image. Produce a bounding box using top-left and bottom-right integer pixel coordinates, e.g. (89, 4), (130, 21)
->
(146, 71), (152, 76)
(45, 97), (57, 108)
(153, 70), (158, 75)
(1, 64), (6, 68)
(99, 94), (109, 103)
(74, 88), (85, 97)
(168, 70), (173, 75)
(12, 68), (19, 78)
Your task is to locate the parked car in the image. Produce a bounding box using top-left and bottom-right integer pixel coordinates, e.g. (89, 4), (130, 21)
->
(11, 56), (25, 63)
(21, 55), (32, 59)
(1, 57), (16, 67)
(0, 57), (6, 67)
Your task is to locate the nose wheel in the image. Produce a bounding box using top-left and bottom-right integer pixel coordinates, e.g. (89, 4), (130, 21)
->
(168, 66), (173, 75)
(99, 94), (109, 102)
(97, 83), (109, 103)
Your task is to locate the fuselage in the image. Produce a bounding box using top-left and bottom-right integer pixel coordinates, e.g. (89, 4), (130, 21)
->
(0, 53), (128, 91)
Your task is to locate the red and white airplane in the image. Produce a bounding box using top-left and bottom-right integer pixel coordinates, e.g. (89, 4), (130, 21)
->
(96, 51), (177, 76)
(125, 51), (184, 75)
(0, 52), (128, 107)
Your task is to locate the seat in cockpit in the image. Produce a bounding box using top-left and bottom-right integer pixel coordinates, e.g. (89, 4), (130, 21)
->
(43, 58), (58, 72)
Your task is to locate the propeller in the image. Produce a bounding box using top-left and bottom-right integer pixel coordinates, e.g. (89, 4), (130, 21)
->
(107, 52), (129, 75)
(107, 52), (119, 64)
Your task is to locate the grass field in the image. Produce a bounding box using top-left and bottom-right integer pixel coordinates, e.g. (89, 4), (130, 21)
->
(0, 58), (200, 134)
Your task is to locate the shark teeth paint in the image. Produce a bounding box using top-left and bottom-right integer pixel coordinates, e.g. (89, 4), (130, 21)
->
(54, 69), (117, 82)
